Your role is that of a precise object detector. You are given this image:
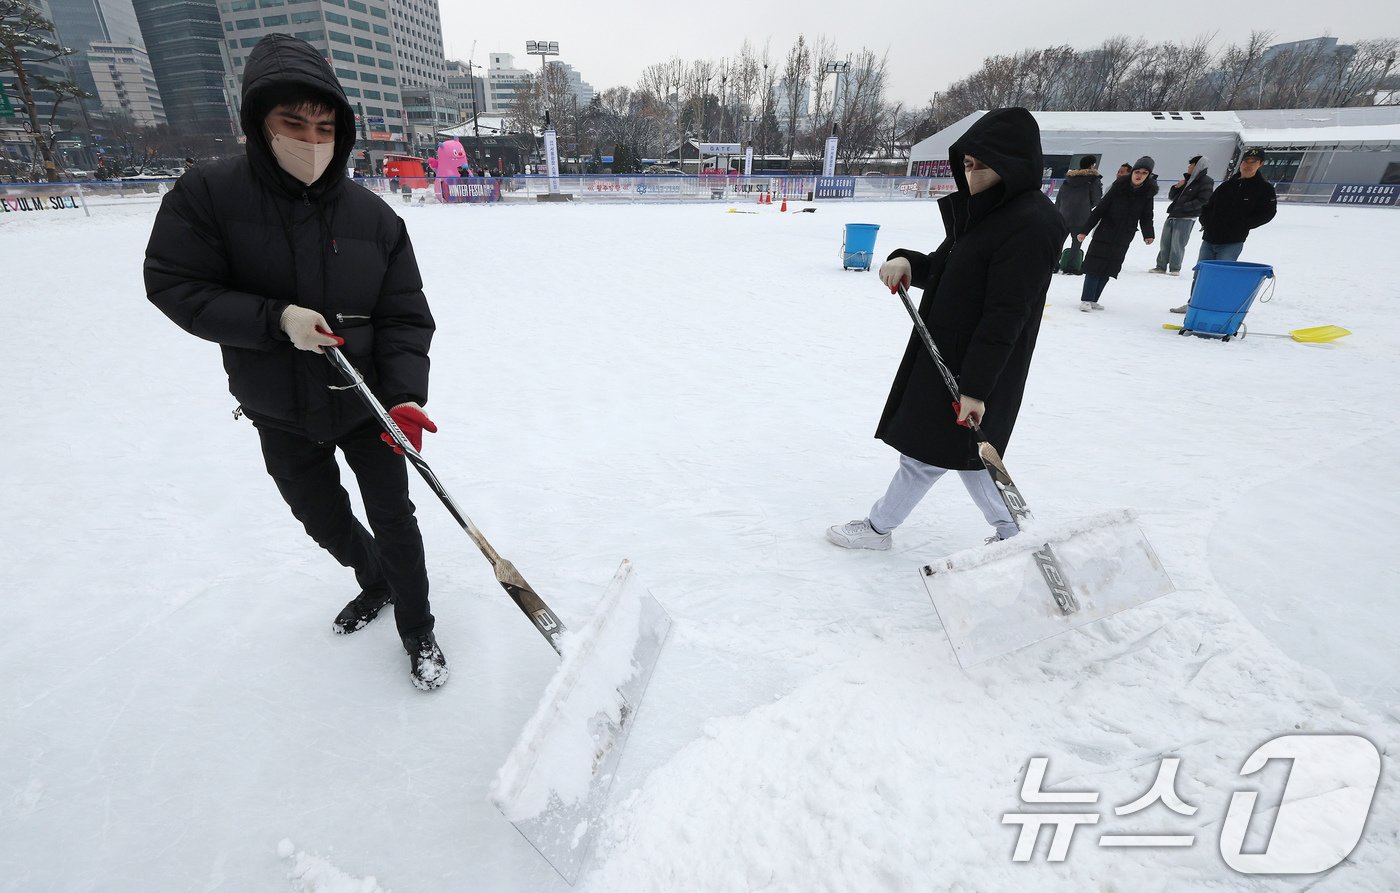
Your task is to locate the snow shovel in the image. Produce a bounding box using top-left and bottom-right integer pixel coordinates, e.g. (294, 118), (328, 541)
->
(1162, 322), (1351, 343)
(323, 346), (671, 882)
(894, 286), (1175, 668)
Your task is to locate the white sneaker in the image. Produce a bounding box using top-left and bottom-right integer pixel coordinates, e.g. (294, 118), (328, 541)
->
(1091, 303), (1105, 311)
(1169, 304), (1188, 314)
(1148, 267), (1166, 274)
(1168, 270), (1181, 277)
(826, 518), (891, 551)
(1079, 302), (1095, 312)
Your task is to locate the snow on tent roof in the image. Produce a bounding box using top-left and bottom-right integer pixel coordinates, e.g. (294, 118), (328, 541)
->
(1238, 123), (1400, 148)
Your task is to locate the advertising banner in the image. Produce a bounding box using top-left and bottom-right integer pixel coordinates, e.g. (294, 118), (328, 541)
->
(543, 128), (561, 193)
(823, 136), (839, 178)
(814, 176), (857, 199)
(1328, 184), (1400, 206)
(744, 146), (753, 177)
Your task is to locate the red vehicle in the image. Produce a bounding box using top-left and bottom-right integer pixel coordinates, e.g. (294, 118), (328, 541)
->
(382, 154), (429, 189)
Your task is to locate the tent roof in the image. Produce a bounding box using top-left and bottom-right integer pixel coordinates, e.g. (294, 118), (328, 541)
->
(437, 116), (516, 138)
(1239, 123), (1400, 147)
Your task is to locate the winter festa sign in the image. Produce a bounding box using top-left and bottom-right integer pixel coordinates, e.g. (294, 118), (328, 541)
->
(2, 194), (82, 212)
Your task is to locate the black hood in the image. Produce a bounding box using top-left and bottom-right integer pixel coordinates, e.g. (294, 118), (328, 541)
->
(240, 34), (356, 198)
(948, 108), (1045, 201)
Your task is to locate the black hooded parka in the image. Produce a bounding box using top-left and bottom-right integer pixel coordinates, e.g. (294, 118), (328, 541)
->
(876, 108), (1065, 471)
(1080, 173), (1159, 279)
(144, 34), (433, 443)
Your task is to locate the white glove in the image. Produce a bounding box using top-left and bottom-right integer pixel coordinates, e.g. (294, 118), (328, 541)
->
(879, 257), (912, 292)
(280, 305), (342, 353)
(956, 395), (986, 427)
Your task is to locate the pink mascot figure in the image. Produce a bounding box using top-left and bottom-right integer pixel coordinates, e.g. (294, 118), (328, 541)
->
(428, 139), (470, 202)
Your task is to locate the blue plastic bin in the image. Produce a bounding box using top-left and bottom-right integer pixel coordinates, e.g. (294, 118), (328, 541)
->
(1182, 260), (1274, 340)
(841, 223), (880, 271)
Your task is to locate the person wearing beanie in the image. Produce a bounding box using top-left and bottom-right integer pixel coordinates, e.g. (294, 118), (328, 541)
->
(1075, 157), (1158, 310)
(827, 108), (1064, 552)
(1151, 154), (1214, 276)
(1053, 154), (1102, 274)
(143, 34), (449, 691)
(1170, 146), (1278, 312)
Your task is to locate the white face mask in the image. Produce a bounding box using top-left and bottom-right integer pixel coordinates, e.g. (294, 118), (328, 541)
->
(267, 130), (336, 186)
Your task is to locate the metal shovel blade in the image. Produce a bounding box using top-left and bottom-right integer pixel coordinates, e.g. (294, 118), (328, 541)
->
(921, 510), (1175, 668)
(490, 559), (671, 883)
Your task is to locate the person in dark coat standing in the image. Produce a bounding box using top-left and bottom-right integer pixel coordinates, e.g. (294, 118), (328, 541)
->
(1150, 154), (1213, 275)
(1170, 146), (1278, 312)
(144, 34), (448, 691)
(1053, 154), (1102, 274)
(1076, 156), (1158, 310)
(826, 108), (1064, 551)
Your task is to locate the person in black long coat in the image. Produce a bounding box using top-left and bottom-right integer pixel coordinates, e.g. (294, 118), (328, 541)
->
(1053, 154), (1102, 272)
(1076, 155), (1158, 309)
(144, 34), (448, 690)
(827, 108), (1064, 551)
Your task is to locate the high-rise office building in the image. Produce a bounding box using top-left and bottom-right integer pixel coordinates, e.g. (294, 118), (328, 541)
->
(87, 40), (167, 126)
(46, 0), (146, 109)
(386, 0), (445, 88)
(132, 0), (237, 134)
(215, 0), (412, 156)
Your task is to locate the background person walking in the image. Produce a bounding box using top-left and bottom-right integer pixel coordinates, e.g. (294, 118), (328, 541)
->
(1053, 154), (1102, 275)
(1151, 154), (1213, 275)
(1076, 156), (1158, 310)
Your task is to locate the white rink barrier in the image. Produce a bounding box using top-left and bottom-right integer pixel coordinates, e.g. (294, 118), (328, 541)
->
(5, 176), (1395, 216)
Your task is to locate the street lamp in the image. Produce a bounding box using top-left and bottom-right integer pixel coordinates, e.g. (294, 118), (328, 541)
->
(824, 60), (851, 123)
(760, 63), (769, 162)
(526, 40), (559, 115)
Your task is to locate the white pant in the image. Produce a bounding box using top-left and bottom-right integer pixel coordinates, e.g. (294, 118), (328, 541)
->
(868, 453), (1018, 539)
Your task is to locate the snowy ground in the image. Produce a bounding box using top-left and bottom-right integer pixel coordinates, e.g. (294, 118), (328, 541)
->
(2, 193), (1398, 892)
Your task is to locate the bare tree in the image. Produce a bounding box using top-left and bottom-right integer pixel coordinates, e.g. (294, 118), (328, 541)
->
(1217, 29), (1273, 108)
(780, 35), (811, 161)
(1, 0), (83, 180)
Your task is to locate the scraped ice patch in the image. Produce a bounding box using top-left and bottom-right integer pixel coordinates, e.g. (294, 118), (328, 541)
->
(280, 838), (387, 893)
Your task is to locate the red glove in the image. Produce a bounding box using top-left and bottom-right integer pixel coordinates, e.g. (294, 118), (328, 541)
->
(382, 402), (437, 454)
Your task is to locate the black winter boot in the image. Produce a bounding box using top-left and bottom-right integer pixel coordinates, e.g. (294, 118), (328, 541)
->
(332, 588), (394, 635)
(402, 632), (449, 691)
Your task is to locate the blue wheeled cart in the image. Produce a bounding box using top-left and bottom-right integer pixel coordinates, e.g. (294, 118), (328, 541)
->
(841, 223), (881, 271)
(1179, 260), (1275, 342)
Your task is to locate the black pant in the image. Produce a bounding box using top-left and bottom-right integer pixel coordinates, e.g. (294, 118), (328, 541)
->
(257, 422), (433, 639)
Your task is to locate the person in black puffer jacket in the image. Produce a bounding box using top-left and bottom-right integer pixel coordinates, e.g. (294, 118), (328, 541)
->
(144, 34), (448, 691)
(1076, 155), (1159, 310)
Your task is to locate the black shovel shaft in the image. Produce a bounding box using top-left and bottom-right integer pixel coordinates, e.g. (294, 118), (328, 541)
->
(894, 286), (1079, 615)
(323, 346), (567, 652)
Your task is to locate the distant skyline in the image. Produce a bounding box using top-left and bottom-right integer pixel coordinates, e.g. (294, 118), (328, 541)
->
(440, 3), (1400, 108)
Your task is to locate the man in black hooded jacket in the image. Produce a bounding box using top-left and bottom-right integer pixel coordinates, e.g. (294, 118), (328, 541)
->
(827, 108), (1064, 551)
(144, 34), (447, 691)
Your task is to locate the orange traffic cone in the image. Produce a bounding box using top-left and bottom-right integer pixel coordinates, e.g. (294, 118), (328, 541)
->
(779, 197), (787, 212)
(756, 190), (764, 204)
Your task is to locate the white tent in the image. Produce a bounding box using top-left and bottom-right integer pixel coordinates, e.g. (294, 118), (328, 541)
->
(910, 108), (1400, 185)
(909, 111), (1244, 182)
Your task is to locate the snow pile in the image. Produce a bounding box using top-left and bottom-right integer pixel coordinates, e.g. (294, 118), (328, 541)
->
(280, 839), (387, 893)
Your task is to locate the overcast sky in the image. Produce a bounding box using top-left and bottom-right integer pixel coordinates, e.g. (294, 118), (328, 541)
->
(439, 2), (1400, 108)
